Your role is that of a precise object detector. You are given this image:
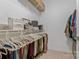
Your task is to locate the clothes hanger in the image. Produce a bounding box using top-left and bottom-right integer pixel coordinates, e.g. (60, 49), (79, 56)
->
(0, 47), (8, 55)
(0, 41), (8, 55)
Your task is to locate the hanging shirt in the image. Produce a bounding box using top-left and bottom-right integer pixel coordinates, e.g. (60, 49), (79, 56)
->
(0, 52), (2, 59)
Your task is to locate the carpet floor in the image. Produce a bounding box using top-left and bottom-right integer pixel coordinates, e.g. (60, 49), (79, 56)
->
(36, 50), (74, 59)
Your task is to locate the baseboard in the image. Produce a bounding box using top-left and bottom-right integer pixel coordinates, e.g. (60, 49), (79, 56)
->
(48, 49), (72, 54)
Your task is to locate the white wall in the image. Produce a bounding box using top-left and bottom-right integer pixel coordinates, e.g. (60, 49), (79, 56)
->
(77, 0), (79, 37)
(0, 0), (40, 24)
(40, 0), (76, 53)
(0, 0), (76, 53)
(76, 0), (79, 59)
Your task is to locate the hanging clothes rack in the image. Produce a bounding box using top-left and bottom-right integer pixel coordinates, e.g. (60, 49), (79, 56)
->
(0, 17), (48, 59)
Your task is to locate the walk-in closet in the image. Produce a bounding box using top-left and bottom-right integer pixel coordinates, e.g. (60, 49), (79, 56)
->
(0, 0), (78, 59)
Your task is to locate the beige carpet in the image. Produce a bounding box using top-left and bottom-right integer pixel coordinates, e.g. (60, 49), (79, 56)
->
(36, 50), (74, 59)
